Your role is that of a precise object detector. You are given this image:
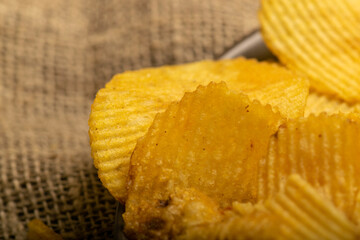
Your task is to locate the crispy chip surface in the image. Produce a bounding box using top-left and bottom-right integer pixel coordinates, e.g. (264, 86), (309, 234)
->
(89, 58), (307, 201)
(178, 210), (280, 240)
(180, 175), (358, 240)
(258, 113), (360, 221)
(123, 82), (283, 239)
(260, 0), (360, 102)
(265, 175), (358, 240)
(27, 219), (63, 240)
(305, 92), (360, 117)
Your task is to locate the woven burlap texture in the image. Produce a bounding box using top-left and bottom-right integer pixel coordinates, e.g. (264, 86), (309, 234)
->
(0, 0), (259, 239)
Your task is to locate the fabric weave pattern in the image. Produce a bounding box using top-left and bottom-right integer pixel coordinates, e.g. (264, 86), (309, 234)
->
(0, 0), (259, 238)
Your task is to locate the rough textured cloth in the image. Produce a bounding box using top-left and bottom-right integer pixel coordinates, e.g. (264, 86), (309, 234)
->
(0, 0), (259, 239)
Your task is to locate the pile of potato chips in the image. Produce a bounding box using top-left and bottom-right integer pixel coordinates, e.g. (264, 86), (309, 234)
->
(89, 0), (360, 239)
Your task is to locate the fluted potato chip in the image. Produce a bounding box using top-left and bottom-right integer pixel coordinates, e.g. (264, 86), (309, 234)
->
(259, 0), (360, 102)
(180, 174), (358, 240)
(258, 113), (360, 221)
(266, 174), (358, 240)
(123, 82), (283, 238)
(305, 92), (360, 117)
(89, 58), (308, 201)
(178, 210), (280, 240)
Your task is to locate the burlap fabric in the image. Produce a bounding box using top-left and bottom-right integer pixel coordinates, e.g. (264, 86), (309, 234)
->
(0, 0), (259, 239)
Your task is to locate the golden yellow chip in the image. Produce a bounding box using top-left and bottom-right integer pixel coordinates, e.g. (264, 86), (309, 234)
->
(180, 175), (359, 240)
(259, 0), (360, 102)
(258, 113), (360, 220)
(123, 82), (283, 238)
(178, 210), (280, 240)
(354, 193), (360, 225)
(266, 174), (358, 240)
(89, 58), (308, 201)
(305, 91), (360, 117)
(27, 219), (63, 240)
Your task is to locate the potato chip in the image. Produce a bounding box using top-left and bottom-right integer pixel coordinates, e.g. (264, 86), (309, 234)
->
(124, 187), (223, 239)
(89, 58), (307, 201)
(266, 174), (358, 240)
(180, 175), (359, 240)
(27, 219), (63, 240)
(258, 113), (360, 220)
(259, 0), (360, 102)
(305, 92), (360, 117)
(123, 82), (283, 238)
(353, 193), (360, 225)
(178, 210), (280, 240)
(232, 202), (258, 216)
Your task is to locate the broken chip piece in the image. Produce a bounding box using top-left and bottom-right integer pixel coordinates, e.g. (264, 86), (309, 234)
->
(27, 219), (62, 240)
